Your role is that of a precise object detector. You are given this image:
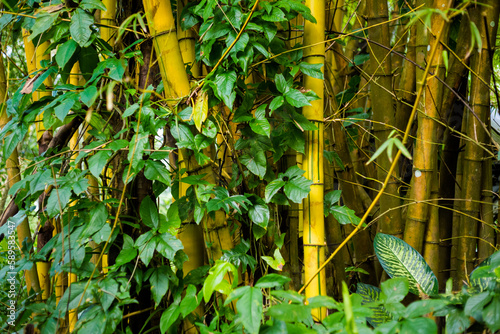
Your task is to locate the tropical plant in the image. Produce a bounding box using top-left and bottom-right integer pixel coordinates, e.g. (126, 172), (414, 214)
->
(0, 0), (500, 333)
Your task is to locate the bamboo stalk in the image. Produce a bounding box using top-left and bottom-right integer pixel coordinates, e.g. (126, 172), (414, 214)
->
(101, 0), (117, 47)
(456, 1), (500, 284)
(367, 0), (402, 238)
(303, 0), (326, 320)
(404, 0), (452, 253)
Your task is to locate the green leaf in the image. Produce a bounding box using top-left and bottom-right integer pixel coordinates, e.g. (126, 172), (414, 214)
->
(356, 283), (391, 327)
(342, 281), (358, 334)
(54, 97), (76, 121)
(203, 260), (238, 302)
(401, 318), (437, 334)
(329, 205), (361, 226)
(248, 203), (270, 229)
(262, 249), (284, 271)
(237, 287), (263, 334)
(484, 297), (500, 331)
(114, 234), (137, 266)
(128, 132), (150, 170)
(269, 96), (284, 112)
(270, 290), (305, 304)
(285, 89), (311, 108)
(275, 74), (288, 94)
(446, 309), (470, 334)
(255, 274), (291, 288)
(81, 203), (108, 239)
(156, 233), (184, 260)
(299, 62), (324, 79)
(138, 237), (157, 266)
(70, 9), (94, 47)
(374, 233), (438, 295)
(214, 71), (237, 109)
(464, 291), (491, 322)
(30, 13), (59, 40)
(80, 0), (107, 11)
(250, 104), (271, 137)
(261, 6), (286, 22)
(56, 40), (79, 69)
(265, 179), (285, 203)
(46, 187), (72, 218)
(284, 165), (306, 179)
(88, 150), (112, 178)
(241, 148), (267, 179)
(150, 266), (170, 307)
(144, 160), (171, 185)
(324, 150), (344, 170)
(140, 196), (159, 230)
(78, 46), (99, 81)
(284, 175), (312, 204)
(80, 85), (98, 107)
(179, 285), (200, 317)
(160, 303), (180, 334)
(267, 303), (313, 325)
(405, 299), (447, 319)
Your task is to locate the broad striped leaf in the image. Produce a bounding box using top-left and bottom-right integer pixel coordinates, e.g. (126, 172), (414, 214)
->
(374, 233), (438, 296)
(470, 250), (500, 291)
(356, 283), (391, 327)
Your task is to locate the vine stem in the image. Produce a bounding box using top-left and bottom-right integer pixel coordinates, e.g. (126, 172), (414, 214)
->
(298, 25), (445, 297)
(200, 0), (260, 84)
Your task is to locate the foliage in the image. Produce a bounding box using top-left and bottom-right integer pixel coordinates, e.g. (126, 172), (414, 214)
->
(0, 0), (499, 333)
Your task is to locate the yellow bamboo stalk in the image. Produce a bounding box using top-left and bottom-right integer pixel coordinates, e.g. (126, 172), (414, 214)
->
(67, 63), (82, 332)
(404, 0), (452, 253)
(478, 155), (495, 262)
(366, 0), (402, 237)
(101, 0), (117, 47)
(23, 29), (53, 301)
(143, 0), (191, 100)
(303, 0), (326, 320)
(177, 0), (200, 78)
(457, 0), (500, 283)
(0, 44), (41, 296)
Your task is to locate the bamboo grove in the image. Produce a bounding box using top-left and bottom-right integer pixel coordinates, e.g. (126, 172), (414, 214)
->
(0, 0), (500, 332)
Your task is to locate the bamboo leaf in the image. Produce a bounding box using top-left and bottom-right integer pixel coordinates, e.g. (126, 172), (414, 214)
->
(367, 138), (393, 165)
(374, 233), (438, 295)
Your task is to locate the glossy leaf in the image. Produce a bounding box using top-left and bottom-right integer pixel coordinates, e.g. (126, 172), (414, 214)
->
(374, 233), (438, 295)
